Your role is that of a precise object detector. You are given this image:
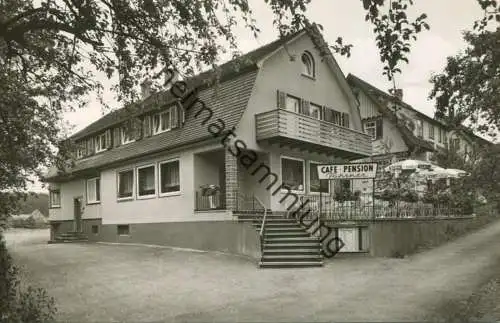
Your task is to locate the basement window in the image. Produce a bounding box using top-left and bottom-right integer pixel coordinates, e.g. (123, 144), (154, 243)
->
(117, 225), (130, 236)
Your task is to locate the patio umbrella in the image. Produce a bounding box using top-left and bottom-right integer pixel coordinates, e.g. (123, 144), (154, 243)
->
(413, 166), (449, 180)
(384, 159), (435, 173)
(444, 168), (470, 178)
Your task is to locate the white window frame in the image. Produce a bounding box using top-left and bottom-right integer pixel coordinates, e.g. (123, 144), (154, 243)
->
(95, 133), (107, 153)
(49, 190), (61, 208)
(309, 103), (322, 120)
(76, 145), (85, 159)
(152, 106), (177, 135)
(86, 177), (100, 204)
(308, 161), (330, 195)
(428, 125), (435, 140)
(121, 126), (135, 145)
(285, 95), (301, 114)
(364, 121), (377, 139)
(416, 120), (424, 138)
(280, 156), (305, 194)
(136, 164), (157, 199)
(117, 169), (135, 200)
(158, 159), (181, 197)
(301, 51), (315, 78)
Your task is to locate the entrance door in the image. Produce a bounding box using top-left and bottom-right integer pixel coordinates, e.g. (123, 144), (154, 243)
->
(73, 197), (82, 232)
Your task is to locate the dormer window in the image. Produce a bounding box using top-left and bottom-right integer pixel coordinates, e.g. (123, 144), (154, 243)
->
(301, 51), (315, 78)
(121, 124), (135, 145)
(95, 133), (107, 153)
(152, 106), (178, 135)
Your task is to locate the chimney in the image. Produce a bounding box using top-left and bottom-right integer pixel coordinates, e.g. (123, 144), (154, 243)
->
(141, 79), (153, 99)
(389, 88), (403, 101)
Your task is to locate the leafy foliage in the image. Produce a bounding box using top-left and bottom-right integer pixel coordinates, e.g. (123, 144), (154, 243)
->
(363, 0), (430, 83)
(429, 28), (500, 136)
(0, 238), (57, 323)
(429, 0), (500, 136)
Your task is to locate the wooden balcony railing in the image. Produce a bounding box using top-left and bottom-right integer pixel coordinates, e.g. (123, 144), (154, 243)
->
(255, 109), (372, 157)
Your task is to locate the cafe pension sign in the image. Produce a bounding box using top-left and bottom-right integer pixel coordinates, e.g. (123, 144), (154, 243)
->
(317, 163), (378, 180)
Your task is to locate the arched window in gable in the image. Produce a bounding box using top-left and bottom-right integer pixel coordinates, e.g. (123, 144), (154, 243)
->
(301, 51), (315, 78)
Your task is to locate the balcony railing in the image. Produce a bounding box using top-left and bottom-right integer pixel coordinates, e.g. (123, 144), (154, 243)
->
(195, 190), (226, 211)
(255, 109), (372, 157)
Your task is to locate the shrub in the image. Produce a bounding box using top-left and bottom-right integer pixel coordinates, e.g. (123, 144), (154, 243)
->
(0, 236), (57, 323)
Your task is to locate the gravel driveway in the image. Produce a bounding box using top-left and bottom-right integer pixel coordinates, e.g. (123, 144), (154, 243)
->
(4, 219), (500, 322)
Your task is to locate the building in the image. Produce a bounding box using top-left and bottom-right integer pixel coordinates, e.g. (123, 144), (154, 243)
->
(347, 74), (490, 169)
(44, 26), (372, 262)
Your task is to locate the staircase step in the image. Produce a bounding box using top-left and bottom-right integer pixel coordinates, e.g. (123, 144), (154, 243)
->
(263, 249), (321, 255)
(265, 233), (310, 238)
(264, 243), (321, 249)
(264, 237), (319, 243)
(262, 255), (323, 262)
(259, 261), (323, 268)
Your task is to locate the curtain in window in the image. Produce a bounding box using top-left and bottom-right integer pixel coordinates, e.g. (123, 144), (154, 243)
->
(161, 110), (171, 131)
(282, 158), (304, 191)
(161, 161), (180, 193)
(139, 166), (155, 195)
(119, 171), (133, 197)
(87, 180), (96, 202)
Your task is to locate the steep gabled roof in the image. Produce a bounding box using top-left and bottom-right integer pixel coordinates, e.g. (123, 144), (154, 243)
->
(70, 29), (305, 141)
(347, 74), (434, 152)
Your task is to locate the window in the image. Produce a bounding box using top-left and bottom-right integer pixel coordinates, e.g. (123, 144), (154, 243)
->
(117, 225), (130, 235)
(438, 128), (443, 143)
(324, 107), (342, 125)
(285, 95), (301, 114)
(137, 165), (156, 197)
(281, 157), (305, 192)
(416, 120), (423, 138)
(121, 125), (135, 145)
(49, 190), (61, 208)
(159, 160), (181, 195)
(95, 133), (107, 153)
(364, 121), (377, 139)
(76, 144), (85, 159)
(428, 125), (435, 140)
(117, 169), (134, 199)
(152, 106), (178, 135)
(301, 51), (315, 78)
(91, 225), (99, 234)
(309, 162), (329, 194)
(310, 103), (322, 120)
(341, 113), (350, 128)
(86, 178), (100, 204)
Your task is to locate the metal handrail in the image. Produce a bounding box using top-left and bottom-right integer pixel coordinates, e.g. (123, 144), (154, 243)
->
(254, 196), (267, 252)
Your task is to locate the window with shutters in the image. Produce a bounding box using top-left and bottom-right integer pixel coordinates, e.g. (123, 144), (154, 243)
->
(341, 113), (350, 128)
(86, 177), (100, 204)
(364, 121), (376, 139)
(137, 164), (156, 198)
(285, 95), (300, 114)
(95, 133), (107, 153)
(363, 117), (383, 140)
(310, 103), (322, 120)
(323, 107), (342, 125)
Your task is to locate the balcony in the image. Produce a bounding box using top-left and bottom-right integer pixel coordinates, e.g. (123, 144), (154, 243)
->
(255, 109), (372, 159)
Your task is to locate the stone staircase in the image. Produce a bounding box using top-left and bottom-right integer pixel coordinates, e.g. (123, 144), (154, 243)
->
(237, 212), (323, 268)
(49, 231), (89, 244)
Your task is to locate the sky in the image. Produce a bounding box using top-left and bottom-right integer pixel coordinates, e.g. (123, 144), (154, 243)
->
(30, 0), (486, 193)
